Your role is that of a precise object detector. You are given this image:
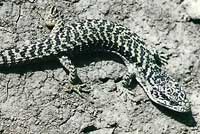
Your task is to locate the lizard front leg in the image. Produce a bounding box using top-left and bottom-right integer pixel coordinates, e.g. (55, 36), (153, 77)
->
(110, 51), (137, 100)
(58, 55), (90, 97)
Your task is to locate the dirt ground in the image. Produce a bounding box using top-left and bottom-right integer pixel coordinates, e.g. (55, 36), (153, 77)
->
(0, 0), (200, 133)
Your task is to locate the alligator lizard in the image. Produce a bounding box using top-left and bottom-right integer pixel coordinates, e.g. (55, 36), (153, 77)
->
(0, 6), (191, 112)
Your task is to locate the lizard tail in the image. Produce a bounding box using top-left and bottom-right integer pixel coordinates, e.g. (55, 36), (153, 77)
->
(0, 38), (55, 66)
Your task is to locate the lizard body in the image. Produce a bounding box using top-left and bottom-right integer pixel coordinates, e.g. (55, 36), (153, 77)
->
(0, 7), (190, 112)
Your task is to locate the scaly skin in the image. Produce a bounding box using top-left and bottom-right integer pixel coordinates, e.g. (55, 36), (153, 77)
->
(0, 7), (191, 112)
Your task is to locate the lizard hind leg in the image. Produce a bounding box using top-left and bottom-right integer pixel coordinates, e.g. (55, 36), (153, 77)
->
(44, 5), (63, 30)
(111, 51), (137, 101)
(153, 51), (168, 66)
(58, 56), (90, 98)
(116, 65), (138, 101)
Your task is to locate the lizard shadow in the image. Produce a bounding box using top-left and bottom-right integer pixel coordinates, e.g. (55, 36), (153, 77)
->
(0, 56), (61, 74)
(153, 102), (197, 127)
(0, 52), (126, 81)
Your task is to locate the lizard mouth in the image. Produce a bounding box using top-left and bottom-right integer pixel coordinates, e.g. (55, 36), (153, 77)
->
(156, 99), (191, 113)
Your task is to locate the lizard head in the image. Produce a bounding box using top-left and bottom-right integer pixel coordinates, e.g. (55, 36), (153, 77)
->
(140, 66), (191, 112)
(151, 80), (190, 112)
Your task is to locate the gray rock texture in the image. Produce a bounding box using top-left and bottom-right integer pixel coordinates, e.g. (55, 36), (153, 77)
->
(0, 0), (199, 133)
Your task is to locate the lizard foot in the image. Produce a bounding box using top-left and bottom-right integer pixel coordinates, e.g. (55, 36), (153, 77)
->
(116, 81), (135, 102)
(154, 48), (169, 66)
(64, 83), (91, 99)
(158, 52), (169, 65)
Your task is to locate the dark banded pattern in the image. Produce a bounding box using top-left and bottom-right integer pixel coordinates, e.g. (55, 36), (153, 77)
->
(0, 19), (190, 112)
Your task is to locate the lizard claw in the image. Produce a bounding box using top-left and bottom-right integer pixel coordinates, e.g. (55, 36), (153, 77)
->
(64, 83), (91, 98)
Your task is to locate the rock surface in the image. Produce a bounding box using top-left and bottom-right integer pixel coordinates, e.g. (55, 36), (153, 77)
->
(181, 0), (200, 20)
(0, 0), (199, 133)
